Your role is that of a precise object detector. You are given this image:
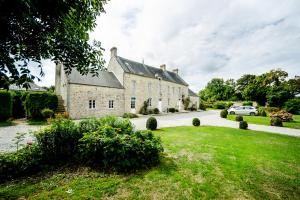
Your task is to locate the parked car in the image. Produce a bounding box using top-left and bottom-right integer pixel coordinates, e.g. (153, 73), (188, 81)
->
(228, 106), (258, 116)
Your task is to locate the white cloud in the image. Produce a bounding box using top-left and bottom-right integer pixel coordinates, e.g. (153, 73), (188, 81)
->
(40, 0), (300, 92)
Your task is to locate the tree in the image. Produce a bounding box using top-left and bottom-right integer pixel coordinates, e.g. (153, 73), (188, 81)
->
(0, 0), (107, 89)
(288, 76), (300, 96)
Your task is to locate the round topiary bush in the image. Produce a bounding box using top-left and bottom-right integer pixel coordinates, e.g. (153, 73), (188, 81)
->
(153, 108), (160, 114)
(220, 109), (228, 118)
(192, 118), (200, 126)
(239, 121), (248, 129)
(146, 117), (157, 130)
(235, 115), (243, 122)
(41, 108), (54, 119)
(270, 117), (283, 127)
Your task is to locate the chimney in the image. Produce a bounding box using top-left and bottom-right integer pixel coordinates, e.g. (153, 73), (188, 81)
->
(160, 64), (166, 71)
(173, 68), (179, 74)
(110, 47), (117, 57)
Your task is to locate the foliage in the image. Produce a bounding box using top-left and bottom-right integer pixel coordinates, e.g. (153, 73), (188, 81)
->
(242, 101), (253, 106)
(123, 113), (139, 118)
(235, 115), (243, 122)
(41, 108), (54, 119)
(213, 101), (227, 109)
(183, 97), (191, 110)
(12, 132), (27, 151)
(0, 0), (107, 89)
(220, 110), (228, 118)
(258, 107), (267, 117)
(239, 121), (248, 129)
(168, 108), (176, 113)
(79, 127), (163, 172)
(269, 111), (293, 122)
(284, 98), (300, 114)
(192, 118), (200, 126)
(0, 90), (12, 121)
(34, 118), (81, 163)
(139, 101), (148, 115)
(265, 107), (280, 113)
(153, 108), (159, 114)
(0, 144), (44, 181)
(270, 117), (283, 127)
(266, 83), (293, 108)
(11, 91), (26, 119)
(146, 117), (158, 130)
(55, 112), (70, 119)
(25, 92), (58, 119)
(78, 117), (102, 133)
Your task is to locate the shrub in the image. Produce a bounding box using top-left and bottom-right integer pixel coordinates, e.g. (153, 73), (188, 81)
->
(235, 115), (243, 122)
(183, 97), (191, 110)
(220, 109), (228, 118)
(242, 101), (253, 106)
(284, 98), (300, 114)
(258, 107), (267, 117)
(0, 91), (12, 121)
(78, 118), (102, 133)
(175, 109), (179, 112)
(168, 108), (176, 113)
(25, 92), (58, 120)
(270, 117), (283, 127)
(55, 112), (70, 119)
(153, 108), (160, 114)
(34, 118), (81, 163)
(11, 91), (26, 119)
(146, 117), (157, 130)
(213, 101), (227, 109)
(98, 116), (134, 135)
(139, 101), (148, 115)
(192, 118), (200, 126)
(265, 107), (280, 113)
(79, 127), (163, 172)
(269, 110), (293, 122)
(0, 144), (44, 181)
(122, 113), (138, 118)
(239, 121), (248, 129)
(41, 108), (54, 119)
(226, 102), (234, 108)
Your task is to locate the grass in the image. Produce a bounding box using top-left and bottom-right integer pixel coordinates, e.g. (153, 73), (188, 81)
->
(1, 126), (300, 199)
(227, 114), (300, 129)
(27, 119), (48, 126)
(0, 120), (16, 127)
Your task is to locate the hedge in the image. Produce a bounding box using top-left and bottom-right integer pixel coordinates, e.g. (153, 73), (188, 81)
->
(11, 91), (26, 119)
(0, 91), (12, 121)
(25, 92), (58, 119)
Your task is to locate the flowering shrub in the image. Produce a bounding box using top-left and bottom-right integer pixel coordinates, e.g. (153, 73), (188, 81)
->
(269, 110), (293, 122)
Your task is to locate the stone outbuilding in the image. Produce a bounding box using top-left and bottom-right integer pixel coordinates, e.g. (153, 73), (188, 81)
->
(55, 47), (199, 119)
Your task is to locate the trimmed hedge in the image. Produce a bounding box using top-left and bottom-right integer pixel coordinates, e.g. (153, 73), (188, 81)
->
(239, 121), (248, 129)
(235, 115), (243, 122)
(0, 91), (12, 121)
(220, 109), (228, 118)
(192, 118), (200, 126)
(146, 117), (157, 130)
(11, 91), (26, 119)
(123, 113), (139, 118)
(25, 92), (58, 119)
(270, 117), (283, 127)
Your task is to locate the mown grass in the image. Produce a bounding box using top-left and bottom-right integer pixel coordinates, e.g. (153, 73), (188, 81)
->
(227, 114), (300, 129)
(1, 126), (300, 199)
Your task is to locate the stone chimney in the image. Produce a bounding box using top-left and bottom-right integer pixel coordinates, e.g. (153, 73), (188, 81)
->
(160, 64), (166, 71)
(110, 47), (117, 57)
(173, 68), (179, 74)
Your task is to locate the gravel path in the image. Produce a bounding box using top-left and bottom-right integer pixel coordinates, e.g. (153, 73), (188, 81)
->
(1, 110), (299, 152)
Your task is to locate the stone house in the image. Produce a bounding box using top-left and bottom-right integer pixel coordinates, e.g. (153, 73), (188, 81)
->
(55, 47), (199, 119)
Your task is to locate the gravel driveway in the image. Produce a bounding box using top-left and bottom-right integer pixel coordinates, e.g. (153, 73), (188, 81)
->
(1, 110), (300, 152)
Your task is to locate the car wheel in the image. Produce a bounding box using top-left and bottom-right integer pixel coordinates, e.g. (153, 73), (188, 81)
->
(230, 111), (235, 115)
(250, 112), (255, 116)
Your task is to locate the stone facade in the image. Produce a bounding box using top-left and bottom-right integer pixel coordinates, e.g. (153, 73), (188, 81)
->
(55, 47), (199, 119)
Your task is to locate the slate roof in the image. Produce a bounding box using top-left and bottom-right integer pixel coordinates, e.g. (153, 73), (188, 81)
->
(68, 70), (124, 89)
(9, 82), (47, 92)
(116, 56), (189, 86)
(188, 89), (198, 97)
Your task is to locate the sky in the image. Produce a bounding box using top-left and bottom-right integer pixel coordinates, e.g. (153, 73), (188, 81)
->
(39, 0), (300, 92)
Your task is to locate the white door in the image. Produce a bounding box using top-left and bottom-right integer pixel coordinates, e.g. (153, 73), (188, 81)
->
(158, 100), (162, 112)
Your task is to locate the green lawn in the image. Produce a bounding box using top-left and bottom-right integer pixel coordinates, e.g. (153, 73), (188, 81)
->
(227, 115), (300, 129)
(1, 126), (300, 199)
(27, 119), (48, 126)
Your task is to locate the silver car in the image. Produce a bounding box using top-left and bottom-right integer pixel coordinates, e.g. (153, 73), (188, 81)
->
(228, 106), (258, 116)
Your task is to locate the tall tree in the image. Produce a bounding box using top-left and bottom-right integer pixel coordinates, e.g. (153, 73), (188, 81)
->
(0, 0), (107, 89)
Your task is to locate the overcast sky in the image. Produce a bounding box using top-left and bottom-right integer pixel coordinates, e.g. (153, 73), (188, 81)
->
(39, 0), (300, 92)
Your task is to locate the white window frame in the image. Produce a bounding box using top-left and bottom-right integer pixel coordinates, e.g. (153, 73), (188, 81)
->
(131, 97), (136, 109)
(109, 100), (114, 109)
(89, 100), (95, 109)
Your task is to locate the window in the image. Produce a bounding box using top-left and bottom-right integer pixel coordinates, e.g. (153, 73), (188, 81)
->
(109, 100), (114, 108)
(131, 97), (136, 109)
(131, 80), (136, 95)
(89, 100), (95, 109)
(148, 82), (152, 94)
(148, 98), (152, 107)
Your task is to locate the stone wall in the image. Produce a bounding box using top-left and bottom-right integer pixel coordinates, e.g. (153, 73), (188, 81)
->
(68, 84), (125, 119)
(123, 73), (189, 114)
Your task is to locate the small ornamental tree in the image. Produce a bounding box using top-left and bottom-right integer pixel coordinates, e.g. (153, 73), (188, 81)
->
(192, 118), (200, 126)
(235, 115), (243, 122)
(220, 109), (228, 118)
(239, 121), (248, 129)
(146, 117), (157, 130)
